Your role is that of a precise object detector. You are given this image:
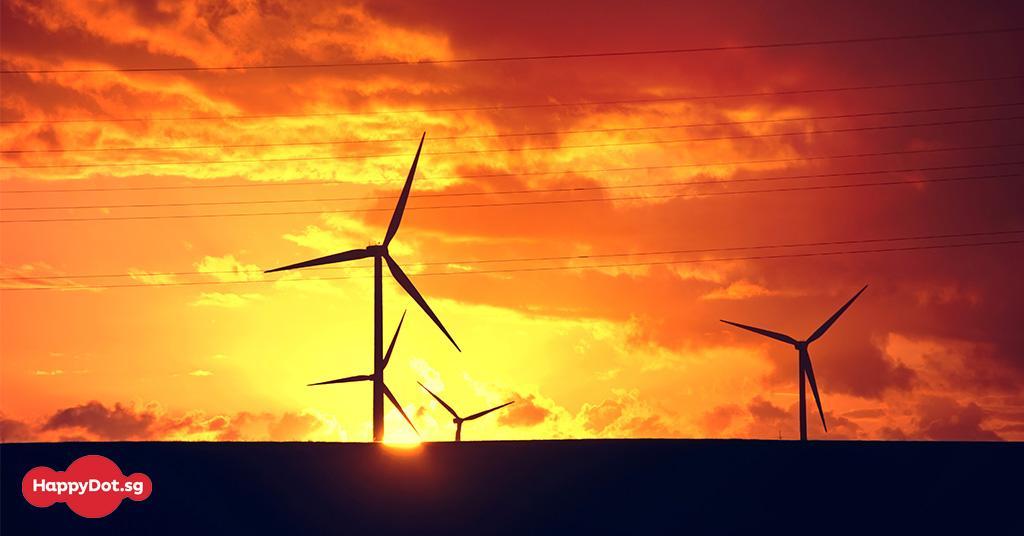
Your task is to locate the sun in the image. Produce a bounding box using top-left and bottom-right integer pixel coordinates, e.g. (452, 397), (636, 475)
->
(382, 434), (423, 451)
(381, 417), (423, 449)
(381, 439), (423, 450)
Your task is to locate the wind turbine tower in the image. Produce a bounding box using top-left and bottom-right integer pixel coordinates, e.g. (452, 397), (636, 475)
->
(721, 286), (867, 441)
(266, 134), (460, 442)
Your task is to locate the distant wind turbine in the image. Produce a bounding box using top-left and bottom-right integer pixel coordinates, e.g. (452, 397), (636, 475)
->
(265, 134), (460, 442)
(720, 285), (867, 441)
(418, 382), (514, 442)
(308, 312), (418, 436)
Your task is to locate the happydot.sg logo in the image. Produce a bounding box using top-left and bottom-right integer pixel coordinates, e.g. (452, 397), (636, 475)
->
(22, 454), (152, 518)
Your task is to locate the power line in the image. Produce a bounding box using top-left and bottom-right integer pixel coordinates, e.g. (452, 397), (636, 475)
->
(2, 172), (1017, 223)
(5, 165), (1022, 212)
(3, 238), (1019, 291)
(3, 74), (1020, 125)
(5, 151), (1022, 195)
(4, 101), (1020, 155)
(4, 230), (1017, 282)
(5, 115), (1020, 170)
(3, 27), (1020, 75)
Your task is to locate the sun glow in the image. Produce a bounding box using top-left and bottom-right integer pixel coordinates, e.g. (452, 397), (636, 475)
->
(381, 418), (424, 449)
(381, 437), (423, 451)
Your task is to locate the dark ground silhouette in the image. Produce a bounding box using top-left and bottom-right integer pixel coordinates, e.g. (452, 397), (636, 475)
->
(2, 440), (1020, 534)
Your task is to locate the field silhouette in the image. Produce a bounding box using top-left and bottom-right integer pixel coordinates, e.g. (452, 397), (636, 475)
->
(3, 439), (1021, 533)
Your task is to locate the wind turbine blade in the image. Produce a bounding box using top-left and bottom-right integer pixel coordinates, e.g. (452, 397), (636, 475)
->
(265, 248), (372, 273)
(383, 383), (418, 435)
(308, 374), (372, 386)
(807, 285), (868, 343)
(720, 320), (796, 344)
(418, 382), (459, 419)
(383, 133), (425, 247)
(801, 349), (828, 432)
(385, 254), (461, 352)
(383, 310), (407, 369)
(464, 401), (515, 421)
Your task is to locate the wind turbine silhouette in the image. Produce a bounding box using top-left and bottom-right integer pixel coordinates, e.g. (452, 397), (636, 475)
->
(308, 312), (418, 436)
(265, 134), (460, 442)
(720, 285), (867, 441)
(418, 382), (514, 442)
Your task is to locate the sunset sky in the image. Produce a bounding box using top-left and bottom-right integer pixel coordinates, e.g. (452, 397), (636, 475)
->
(1, 0), (1022, 443)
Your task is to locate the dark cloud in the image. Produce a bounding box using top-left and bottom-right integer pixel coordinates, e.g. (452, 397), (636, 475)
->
(842, 408), (887, 419)
(706, 396), (865, 439)
(818, 410), (863, 439)
(194, 410), (327, 441)
(36, 401), (327, 441)
(738, 396), (798, 439)
(702, 392), (1014, 441)
(749, 334), (917, 401)
(748, 396), (787, 423)
(0, 417), (36, 442)
(42, 401), (156, 440)
(912, 396), (1001, 441)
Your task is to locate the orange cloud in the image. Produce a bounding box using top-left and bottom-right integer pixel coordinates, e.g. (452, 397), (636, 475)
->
(2, 401), (339, 442)
(497, 394), (550, 427)
(2, 1), (1023, 444)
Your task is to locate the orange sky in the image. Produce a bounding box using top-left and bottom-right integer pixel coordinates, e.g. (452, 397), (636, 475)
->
(1, 0), (1022, 443)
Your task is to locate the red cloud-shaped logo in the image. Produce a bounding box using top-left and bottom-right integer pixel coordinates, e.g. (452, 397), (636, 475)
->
(21, 455), (152, 518)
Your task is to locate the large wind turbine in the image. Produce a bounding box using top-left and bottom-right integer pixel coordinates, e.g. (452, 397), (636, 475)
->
(309, 312), (418, 436)
(265, 134), (460, 442)
(418, 382), (514, 442)
(720, 285), (867, 441)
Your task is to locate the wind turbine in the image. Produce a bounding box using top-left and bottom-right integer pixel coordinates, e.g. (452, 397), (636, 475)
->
(308, 312), (418, 436)
(265, 134), (460, 442)
(418, 382), (514, 442)
(720, 285), (867, 441)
